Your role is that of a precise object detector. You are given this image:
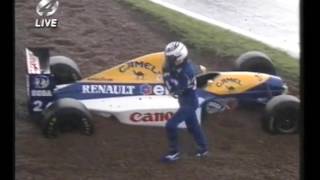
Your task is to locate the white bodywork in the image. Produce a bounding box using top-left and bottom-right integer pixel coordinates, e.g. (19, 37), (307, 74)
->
(80, 95), (203, 128)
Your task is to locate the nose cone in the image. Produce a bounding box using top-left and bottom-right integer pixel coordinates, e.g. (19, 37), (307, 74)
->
(267, 76), (287, 95)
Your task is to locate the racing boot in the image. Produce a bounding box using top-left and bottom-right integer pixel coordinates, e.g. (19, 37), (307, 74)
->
(161, 150), (180, 163)
(195, 148), (209, 158)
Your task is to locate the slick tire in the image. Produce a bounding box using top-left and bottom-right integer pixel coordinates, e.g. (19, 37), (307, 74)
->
(42, 98), (94, 138)
(49, 56), (82, 85)
(234, 51), (277, 75)
(264, 95), (300, 134)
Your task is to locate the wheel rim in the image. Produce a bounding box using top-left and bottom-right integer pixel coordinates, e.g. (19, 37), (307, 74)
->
(274, 106), (299, 133)
(56, 112), (82, 132)
(55, 110), (92, 134)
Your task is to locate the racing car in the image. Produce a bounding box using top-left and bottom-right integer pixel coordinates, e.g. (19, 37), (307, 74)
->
(25, 48), (300, 138)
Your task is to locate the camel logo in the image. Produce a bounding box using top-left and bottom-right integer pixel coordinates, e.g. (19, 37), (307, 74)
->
(225, 85), (235, 91)
(35, 0), (59, 28)
(133, 70), (145, 80)
(119, 61), (160, 74)
(216, 77), (242, 91)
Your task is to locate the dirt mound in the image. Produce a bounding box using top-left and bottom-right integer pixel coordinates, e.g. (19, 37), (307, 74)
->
(15, 0), (299, 179)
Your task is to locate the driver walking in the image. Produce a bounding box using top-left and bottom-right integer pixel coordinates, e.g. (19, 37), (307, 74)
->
(161, 41), (209, 162)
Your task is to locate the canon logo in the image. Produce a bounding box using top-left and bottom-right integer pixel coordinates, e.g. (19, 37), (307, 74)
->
(130, 112), (174, 122)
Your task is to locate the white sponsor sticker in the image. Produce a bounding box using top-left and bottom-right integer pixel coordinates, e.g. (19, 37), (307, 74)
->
(130, 112), (174, 122)
(153, 85), (169, 95)
(82, 85), (135, 95)
(31, 90), (53, 97)
(26, 49), (41, 74)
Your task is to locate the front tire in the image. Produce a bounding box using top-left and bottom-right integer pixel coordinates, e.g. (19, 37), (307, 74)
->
(264, 95), (300, 134)
(235, 51), (276, 75)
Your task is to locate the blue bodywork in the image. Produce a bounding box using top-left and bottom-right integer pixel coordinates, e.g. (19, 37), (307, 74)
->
(54, 83), (168, 99)
(27, 73), (286, 116)
(194, 76), (286, 110)
(27, 70), (286, 117)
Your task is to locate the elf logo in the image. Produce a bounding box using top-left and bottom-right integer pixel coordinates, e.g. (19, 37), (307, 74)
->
(35, 0), (59, 28)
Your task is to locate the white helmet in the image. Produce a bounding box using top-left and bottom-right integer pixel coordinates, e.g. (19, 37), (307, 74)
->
(164, 41), (188, 66)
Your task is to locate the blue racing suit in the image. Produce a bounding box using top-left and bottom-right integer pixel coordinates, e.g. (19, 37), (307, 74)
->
(163, 59), (208, 152)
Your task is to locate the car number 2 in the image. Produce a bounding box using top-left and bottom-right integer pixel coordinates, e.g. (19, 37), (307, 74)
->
(33, 100), (43, 112)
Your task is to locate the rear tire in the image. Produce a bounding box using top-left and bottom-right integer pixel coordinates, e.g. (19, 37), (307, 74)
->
(235, 51), (276, 75)
(42, 98), (94, 138)
(264, 95), (300, 134)
(49, 56), (82, 85)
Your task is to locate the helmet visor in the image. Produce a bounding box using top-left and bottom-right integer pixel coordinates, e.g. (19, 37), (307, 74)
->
(165, 54), (177, 63)
(164, 55), (177, 72)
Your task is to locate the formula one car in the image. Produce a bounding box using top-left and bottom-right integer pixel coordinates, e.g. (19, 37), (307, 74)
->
(25, 48), (300, 138)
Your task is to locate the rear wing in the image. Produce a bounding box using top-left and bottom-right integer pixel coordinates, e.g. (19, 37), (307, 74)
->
(25, 48), (55, 117)
(26, 48), (51, 74)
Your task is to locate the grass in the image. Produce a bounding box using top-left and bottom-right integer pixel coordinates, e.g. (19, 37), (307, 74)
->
(120, 0), (299, 83)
